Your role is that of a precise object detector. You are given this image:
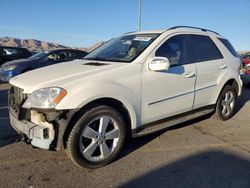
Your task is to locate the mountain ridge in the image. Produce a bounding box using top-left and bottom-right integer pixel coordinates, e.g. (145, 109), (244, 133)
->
(0, 36), (104, 52)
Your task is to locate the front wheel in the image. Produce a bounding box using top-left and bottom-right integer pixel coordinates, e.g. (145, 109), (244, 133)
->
(66, 105), (126, 168)
(215, 85), (237, 121)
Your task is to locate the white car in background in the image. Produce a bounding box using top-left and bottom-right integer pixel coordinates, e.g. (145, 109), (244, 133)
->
(8, 26), (242, 168)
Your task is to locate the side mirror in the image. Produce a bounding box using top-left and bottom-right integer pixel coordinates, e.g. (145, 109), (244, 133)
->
(148, 57), (170, 71)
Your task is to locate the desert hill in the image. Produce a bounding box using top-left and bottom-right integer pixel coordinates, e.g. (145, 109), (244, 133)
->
(0, 36), (104, 52)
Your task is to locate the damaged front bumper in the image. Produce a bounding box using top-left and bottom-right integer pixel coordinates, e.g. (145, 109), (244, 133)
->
(8, 85), (76, 150)
(9, 109), (75, 150)
(9, 110), (55, 149)
(10, 104), (77, 150)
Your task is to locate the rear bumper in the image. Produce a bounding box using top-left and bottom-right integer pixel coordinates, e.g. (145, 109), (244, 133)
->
(9, 112), (54, 149)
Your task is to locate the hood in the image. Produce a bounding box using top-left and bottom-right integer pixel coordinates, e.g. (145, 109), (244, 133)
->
(1, 58), (35, 67)
(9, 59), (126, 93)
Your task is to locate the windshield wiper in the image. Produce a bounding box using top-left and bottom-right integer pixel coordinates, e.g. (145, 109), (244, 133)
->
(84, 57), (129, 63)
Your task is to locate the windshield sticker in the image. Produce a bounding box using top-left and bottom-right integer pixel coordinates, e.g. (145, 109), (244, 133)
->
(122, 40), (132, 45)
(133, 37), (152, 42)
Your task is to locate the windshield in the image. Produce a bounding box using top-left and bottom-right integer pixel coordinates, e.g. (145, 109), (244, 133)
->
(28, 52), (48, 60)
(84, 34), (159, 62)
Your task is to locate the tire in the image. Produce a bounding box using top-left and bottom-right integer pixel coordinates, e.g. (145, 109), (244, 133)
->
(214, 85), (237, 121)
(65, 105), (126, 168)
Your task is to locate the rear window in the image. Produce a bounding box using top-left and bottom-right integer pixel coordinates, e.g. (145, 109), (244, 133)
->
(218, 38), (238, 57)
(189, 35), (223, 63)
(242, 55), (250, 59)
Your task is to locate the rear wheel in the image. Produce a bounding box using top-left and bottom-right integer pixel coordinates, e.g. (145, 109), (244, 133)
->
(215, 85), (237, 121)
(65, 105), (126, 168)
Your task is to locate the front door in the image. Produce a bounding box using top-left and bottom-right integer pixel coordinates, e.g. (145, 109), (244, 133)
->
(141, 34), (196, 124)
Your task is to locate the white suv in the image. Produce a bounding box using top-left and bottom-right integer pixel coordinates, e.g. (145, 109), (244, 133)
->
(8, 26), (242, 168)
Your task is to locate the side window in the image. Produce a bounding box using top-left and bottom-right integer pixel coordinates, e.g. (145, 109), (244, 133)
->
(47, 52), (67, 62)
(68, 51), (86, 60)
(57, 51), (67, 61)
(155, 35), (188, 66)
(189, 35), (223, 63)
(47, 53), (57, 61)
(0, 48), (6, 56)
(68, 51), (77, 60)
(3, 48), (18, 56)
(218, 38), (238, 57)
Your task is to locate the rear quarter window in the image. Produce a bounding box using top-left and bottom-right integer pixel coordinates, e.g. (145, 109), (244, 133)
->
(218, 38), (238, 57)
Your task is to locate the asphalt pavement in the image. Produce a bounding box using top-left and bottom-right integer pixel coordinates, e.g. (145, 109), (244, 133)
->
(0, 83), (250, 188)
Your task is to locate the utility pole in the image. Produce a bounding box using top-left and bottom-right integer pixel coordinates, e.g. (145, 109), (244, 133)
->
(138, 0), (142, 31)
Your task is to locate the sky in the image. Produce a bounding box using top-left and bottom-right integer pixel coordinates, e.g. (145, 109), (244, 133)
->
(0, 0), (249, 50)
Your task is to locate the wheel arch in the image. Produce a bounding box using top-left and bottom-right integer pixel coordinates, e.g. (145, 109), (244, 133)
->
(63, 97), (134, 148)
(223, 79), (239, 96)
(215, 78), (239, 105)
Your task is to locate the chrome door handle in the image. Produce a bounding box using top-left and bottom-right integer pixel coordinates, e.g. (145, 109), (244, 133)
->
(220, 64), (228, 69)
(185, 72), (195, 78)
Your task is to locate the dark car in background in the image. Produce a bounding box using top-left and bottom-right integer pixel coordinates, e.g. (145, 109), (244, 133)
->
(0, 46), (32, 66)
(0, 49), (88, 82)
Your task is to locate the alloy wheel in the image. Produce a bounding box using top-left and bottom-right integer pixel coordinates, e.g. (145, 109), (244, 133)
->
(221, 91), (235, 117)
(79, 116), (120, 162)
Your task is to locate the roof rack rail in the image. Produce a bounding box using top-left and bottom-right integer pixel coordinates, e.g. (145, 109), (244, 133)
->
(124, 31), (136, 34)
(168, 26), (220, 35)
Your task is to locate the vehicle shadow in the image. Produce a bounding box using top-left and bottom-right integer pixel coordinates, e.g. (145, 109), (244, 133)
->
(120, 150), (250, 188)
(0, 83), (19, 148)
(120, 87), (250, 161)
(235, 86), (250, 114)
(121, 114), (211, 160)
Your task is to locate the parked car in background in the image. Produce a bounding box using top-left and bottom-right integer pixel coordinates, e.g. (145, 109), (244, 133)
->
(0, 49), (88, 82)
(0, 46), (32, 66)
(241, 64), (250, 86)
(241, 54), (250, 67)
(8, 26), (242, 168)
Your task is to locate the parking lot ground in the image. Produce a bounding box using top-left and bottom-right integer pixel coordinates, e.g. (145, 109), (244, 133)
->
(0, 83), (250, 187)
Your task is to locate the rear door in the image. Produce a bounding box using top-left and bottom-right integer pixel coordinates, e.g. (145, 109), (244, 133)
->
(189, 34), (225, 109)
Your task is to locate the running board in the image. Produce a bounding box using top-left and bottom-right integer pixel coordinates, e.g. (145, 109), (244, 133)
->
(133, 107), (214, 137)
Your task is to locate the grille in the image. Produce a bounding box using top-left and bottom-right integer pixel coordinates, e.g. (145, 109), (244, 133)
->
(9, 86), (29, 119)
(10, 86), (28, 106)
